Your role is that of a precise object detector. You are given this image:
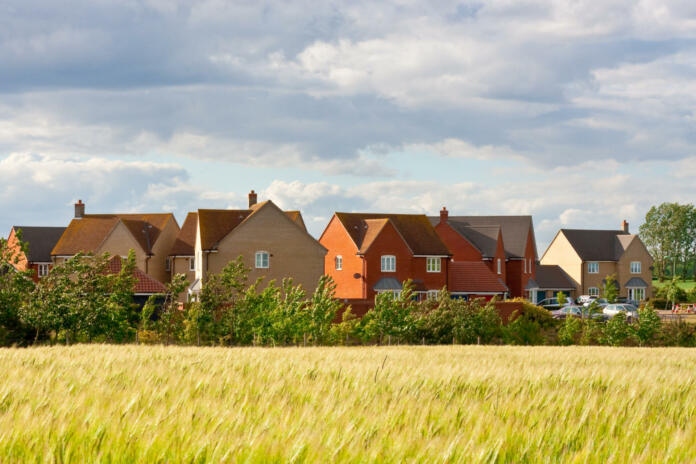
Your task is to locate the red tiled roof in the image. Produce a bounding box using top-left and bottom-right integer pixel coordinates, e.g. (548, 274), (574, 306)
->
(169, 212), (197, 256)
(449, 261), (508, 294)
(106, 256), (167, 294)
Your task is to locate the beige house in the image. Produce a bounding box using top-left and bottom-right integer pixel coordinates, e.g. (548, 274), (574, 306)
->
(51, 200), (180, 284)
(191, 191), (326, 295)
(540, 221), (654, 301)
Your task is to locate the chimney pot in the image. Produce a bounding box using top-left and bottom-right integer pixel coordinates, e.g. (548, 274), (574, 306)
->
(622, 220), (629, 233)
(248, 190), (258, 208)
(74, 199), (85, 218)
(440, 206), (448, 223)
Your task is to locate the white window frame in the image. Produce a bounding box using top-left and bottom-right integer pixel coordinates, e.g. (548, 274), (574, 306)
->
(588, 262), (599, 274)
(189, 257), (195, 272)
(588, 287), (600, 297)
(381, 255), (396, 272)
(37, 263), (50, 278)
(255, 251), (270, 269)
(630, 261), (641, 274)
(426, 257), (441, 273)
(427, 290), (439, 300)
(628, 287), (646, 301)
(497, 259), (502, 275)
(335, 255), (343, 271)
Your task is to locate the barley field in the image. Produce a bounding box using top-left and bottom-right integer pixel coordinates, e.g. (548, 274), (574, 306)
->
(1, 346), (696, 463)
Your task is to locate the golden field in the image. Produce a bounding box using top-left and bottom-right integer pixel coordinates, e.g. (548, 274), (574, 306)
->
(1, 345), (695, 463)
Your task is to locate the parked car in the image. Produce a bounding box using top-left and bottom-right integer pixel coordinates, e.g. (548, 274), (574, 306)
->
(603, 304), (639, 322)
(552, 306), (608, 321)
(583, 298), (609, 309)
(538, 297), (573, 311)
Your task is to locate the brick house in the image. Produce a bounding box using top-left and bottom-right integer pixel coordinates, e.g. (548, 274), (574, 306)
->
(6, 226), (66, 282)
(540, 221), (654, 301)
(106, 255), (167, 308)
(167, 212), (197, 287)
(191, 191), (326, 296)
(319, 212), (451, 304)
(430, 209), (537, 298)
(51, 200), (180, 284)
(527, 264), (577, 303)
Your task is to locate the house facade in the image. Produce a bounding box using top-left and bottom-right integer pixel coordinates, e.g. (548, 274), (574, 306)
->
(192, 192), (326, 294)
(527, 264), (577, 303)
(6, 226), (66, 282)
(320, 212), (451, 303)
(540, 221), (654, 301)
(51, 200), (180, 284)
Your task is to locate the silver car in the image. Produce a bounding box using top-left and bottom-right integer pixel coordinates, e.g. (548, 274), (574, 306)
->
(603, 304), (639, 321)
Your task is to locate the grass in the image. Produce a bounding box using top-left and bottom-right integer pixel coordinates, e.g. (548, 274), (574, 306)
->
(1, 345), (696, 463)
(653, 278), (696, 290)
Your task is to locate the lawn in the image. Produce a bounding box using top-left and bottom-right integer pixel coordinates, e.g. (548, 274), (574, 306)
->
(1, 345), (696, 463)
(653, 278), (696, 291)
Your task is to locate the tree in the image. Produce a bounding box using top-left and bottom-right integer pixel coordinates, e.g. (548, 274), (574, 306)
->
(148, 273), (188, 345)
(634, 303), (662, 347)
(306, 275), (343, 345)
(0, 230), (35, 345)
(556, 291), (567, 307)
(603, 274), (619, 304)
(364, 280), (417, 344)
(602, 312), (633, 346)
(640, 203), (696, 281)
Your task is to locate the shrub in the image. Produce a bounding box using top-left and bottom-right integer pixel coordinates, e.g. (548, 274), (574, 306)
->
(558, 315), (582, 345)
(660, 320), (696, 347)
(634, 303), (662, 347)
(601, 313), (635, 346)
(502, 298), (556, 345)
(650, 298), (669, 310)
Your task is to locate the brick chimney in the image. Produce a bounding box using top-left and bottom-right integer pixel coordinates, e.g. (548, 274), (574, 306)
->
(248, 190), (258, 208)
(74, 199), (85, 218)
(440, 206), (448, 224)
(621, 219), (629, 233)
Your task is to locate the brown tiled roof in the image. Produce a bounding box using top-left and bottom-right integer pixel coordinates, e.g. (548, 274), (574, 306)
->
(12, 226), (66, 262)
(535, 264), (576, 290)
(169, 212), (197, 256)
(449, 261), (508, 293)
(106, 256), (167, 294)
(284, 211), (307, 231)
(52, 213), (174, 256)
(560, 229), (631, 261)
(336, 212), (451, 256)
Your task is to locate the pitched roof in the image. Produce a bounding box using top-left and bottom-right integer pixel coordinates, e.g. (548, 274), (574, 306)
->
(373, 277), (403, 291)
(431, 216), (535, 259)
(560, 229), (632, 261)
(449, 261), (508, 294)
(12, 226), (66, 262)
(197, 201), (310, 250)
(625, 277), (649, 288)
(52, 213), (174, 256)
(106, 256), (167, 294)
(534, 264), (576, 290)
(451, 224), (501, 258)
(169, 212), (198, 256)
(335, 212), (451, 256)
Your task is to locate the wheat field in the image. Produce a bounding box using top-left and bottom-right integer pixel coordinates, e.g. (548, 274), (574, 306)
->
(1, 345), (695, 463)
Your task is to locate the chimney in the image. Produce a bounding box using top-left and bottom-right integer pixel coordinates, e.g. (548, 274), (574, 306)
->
(621, 220), (629, 233)
(74, 199), (85, 218)
(440, 206), (449, 224)
(248, 190), (258, 208)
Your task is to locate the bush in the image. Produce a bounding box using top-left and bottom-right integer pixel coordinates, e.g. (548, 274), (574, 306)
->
(558, 316), (582, 345)
(650, 298), (669, 310)
(601, 313), (635, 346)
(502, 298), (556, 345)
(634, 304), (662, 346)
(660, 320), (696, 347)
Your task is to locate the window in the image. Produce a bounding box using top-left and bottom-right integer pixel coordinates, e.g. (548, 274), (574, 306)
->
(255, 251), (269, 269)
(629, 287), (646, 301)
(630, 261), (641, 274)
(589, 287), (600, 297)
(529, 259), (533, 273)
(427, 290), (439, 300)
(38, 264), (49, 278)
(189, 257), (195, 272)
(426, 257), (441, 273)
(335, 255), (343, 270)
(165, 257), (170, 271)
(523, 259), (527, 273)
(381, 255), (396, 272)
(497, 259), (502, 275)
(588, 262), (599, 274)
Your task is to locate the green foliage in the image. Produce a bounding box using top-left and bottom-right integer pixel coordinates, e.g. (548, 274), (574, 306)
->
(307, 275), (342, 345)
(0, 230), (35, 345)
(558, 315), (581, 345)
(634, 303), (662, 346)
(660, 320), (696, 347)
(601, 313), (634, 346)
(640, 202), (696, 281)
(602, 274), (619, 304)
(149, 273), (188, 345)
(556, 291), (567, 307)
(502, 299), (555, 345)
(363, 281), (417, 344)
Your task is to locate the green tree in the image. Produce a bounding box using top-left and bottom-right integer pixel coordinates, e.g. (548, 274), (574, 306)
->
(556, 291), (567, 307)
(306, 275), (343, 345)
(0, 230), (35, 345)
(558, 314), (581, 345)
(602, 274), (619, 304)
(640, 203), (695, 281)
(634, 303), (662, 347)
(602, 312), (633, 346)
(364, 281), (417, 344)
(149, 273), (188, 345)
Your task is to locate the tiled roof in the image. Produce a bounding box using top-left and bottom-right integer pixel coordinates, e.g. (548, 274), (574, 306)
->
(452, 224), (500, 258)
(431, 215), (535, 259)
(373, 277), (403, 291)
(449, 261), (508, 294)
(52, 213), (174, 256)
(535, 264), (576, 290)
(12, 226), (66, 262)
(106, 256), (167, 294)
(560, 229), (631, 261)
(335, 212), (451, 256)
(169, 212), (197, 256)
(625, 277), (649, 288)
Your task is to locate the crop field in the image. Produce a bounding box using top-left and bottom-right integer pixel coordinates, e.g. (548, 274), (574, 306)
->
(1, 346), (696, 463)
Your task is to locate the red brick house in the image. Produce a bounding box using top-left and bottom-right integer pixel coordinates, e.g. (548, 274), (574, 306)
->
(319, 212), (451, 305)
(430, 209), (537, 298)
(6, 226), (66, 282)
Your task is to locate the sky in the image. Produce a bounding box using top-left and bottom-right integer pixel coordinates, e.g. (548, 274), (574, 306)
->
(1, 0), (695, 252)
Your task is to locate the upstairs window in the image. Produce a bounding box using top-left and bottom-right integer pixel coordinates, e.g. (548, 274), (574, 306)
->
(335, 255), (343, 270)
(588, 262), (599, 274)
(589, 287), (600, 297)
(38, 264), (49, 278)
(426, 257), (441, 273)
(189, 257), (195, 272)
(630, 261), (641, 274)
(381, 255), (396, 272)
(255, 251), (269, 269)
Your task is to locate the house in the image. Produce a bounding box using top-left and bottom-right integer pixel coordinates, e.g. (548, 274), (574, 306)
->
(448, 261), (509, 300)
(167, 212), (197, 295)
(51, 200), (180, 284)
(319, 212), (451, 304)
(6, 226), (66, 282)
(192, 191), (326, 295)
(540, 221), (654, 301)
(106, 255), (167, 308)
(526, 264), (577, 303)
(430, 209), (537, 298)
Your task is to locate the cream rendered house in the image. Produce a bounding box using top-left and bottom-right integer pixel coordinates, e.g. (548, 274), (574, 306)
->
(540, 221), (654, 301)
(190, 192), (326, 296)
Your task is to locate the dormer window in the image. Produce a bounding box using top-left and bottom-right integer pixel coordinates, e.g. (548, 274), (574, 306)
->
(255, 251), (269, 269)
(335, 255), (343, 270)
(381, 255), (396, 272)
